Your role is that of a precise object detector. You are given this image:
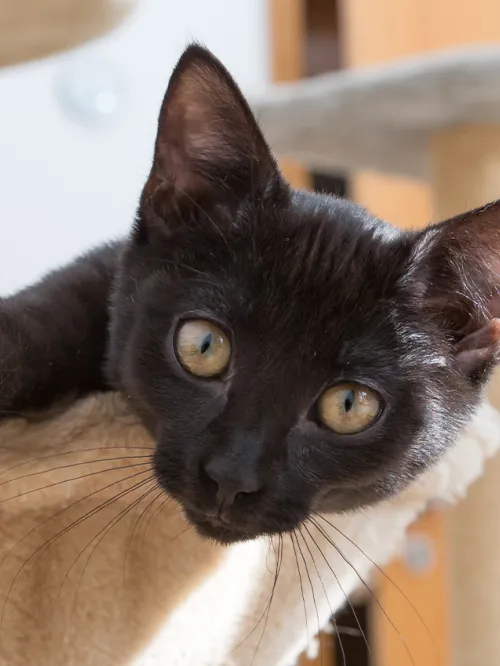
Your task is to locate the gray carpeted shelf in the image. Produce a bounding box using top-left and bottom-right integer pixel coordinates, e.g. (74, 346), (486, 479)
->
(252, 46), (500, 179)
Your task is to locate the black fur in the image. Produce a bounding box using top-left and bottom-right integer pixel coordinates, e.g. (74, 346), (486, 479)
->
(0, 243), (120, 415)
(1, 45), (500, 545)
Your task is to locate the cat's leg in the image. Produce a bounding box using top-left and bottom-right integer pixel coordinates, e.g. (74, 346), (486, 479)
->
(0, 242), (122, 418)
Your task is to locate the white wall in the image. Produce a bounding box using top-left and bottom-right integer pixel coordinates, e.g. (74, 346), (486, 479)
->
(0, 0), (269, 294)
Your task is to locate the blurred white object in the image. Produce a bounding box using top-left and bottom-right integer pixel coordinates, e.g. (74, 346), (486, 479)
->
(55, 54), (126, 124)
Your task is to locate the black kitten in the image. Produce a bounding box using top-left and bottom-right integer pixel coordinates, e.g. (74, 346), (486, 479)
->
(1, 45), (500, 544)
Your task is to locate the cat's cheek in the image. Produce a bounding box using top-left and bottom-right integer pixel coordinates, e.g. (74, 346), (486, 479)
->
(313, 484), (382, 514)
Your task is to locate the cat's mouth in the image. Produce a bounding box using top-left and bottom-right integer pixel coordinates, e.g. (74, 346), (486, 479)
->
(184, 507), (263, 544)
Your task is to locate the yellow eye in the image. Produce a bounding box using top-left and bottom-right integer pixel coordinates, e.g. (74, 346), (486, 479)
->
(175, 319), (231, 377)
(318, 383), (382, 434)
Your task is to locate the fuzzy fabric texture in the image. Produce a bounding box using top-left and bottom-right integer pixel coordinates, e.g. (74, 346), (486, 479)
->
(252, 46), (500, 179)
(0, 393), (498, 665)
(0, 0), (137, 66)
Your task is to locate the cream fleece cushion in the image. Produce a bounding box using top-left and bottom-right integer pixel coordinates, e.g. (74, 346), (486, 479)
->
(0, 393), (498, 665)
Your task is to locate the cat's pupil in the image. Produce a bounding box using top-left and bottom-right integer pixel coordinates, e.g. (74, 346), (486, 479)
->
(200, 333), (212, 355)
(344, 391), (355, 413)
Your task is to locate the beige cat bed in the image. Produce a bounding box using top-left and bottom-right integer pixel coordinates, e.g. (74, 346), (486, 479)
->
(0, 393), (499, 666)
(0, 0), (137, 67)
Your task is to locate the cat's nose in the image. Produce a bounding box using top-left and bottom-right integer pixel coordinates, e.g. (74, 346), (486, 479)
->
(203, 455), (263, 509)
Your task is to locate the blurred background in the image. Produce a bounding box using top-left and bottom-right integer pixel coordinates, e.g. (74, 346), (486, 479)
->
(1, 1), (500, 665)
(0, 0), (269, 294)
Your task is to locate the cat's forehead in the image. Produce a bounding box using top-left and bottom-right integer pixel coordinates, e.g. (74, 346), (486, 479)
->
(249, 191), (402, 275)
(218, 199), (403, 342)
(248, 191), (406, 301)
(286, 190), (398, 239)
(168, 190), (411, 350)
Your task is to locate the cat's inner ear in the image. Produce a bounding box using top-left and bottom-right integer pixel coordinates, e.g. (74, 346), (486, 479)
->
(409, 200), (500, 378)
(143, 44), (281, 215)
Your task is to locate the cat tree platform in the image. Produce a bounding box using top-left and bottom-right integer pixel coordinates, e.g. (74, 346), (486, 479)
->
(255, 45), (500, 666)
(254, 45), (500, 181)
(0, 0), (137, 66)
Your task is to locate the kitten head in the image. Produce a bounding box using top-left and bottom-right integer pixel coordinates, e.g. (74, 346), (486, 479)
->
(108, 45), (500, 544)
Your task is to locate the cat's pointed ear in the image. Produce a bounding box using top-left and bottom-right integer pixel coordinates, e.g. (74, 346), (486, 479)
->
(408, 200), (500, 379)
(140, 44), (283, 231)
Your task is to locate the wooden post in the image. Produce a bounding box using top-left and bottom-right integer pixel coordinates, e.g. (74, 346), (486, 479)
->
(268, 0), (310, 190)
(431, 125), (500, 666)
